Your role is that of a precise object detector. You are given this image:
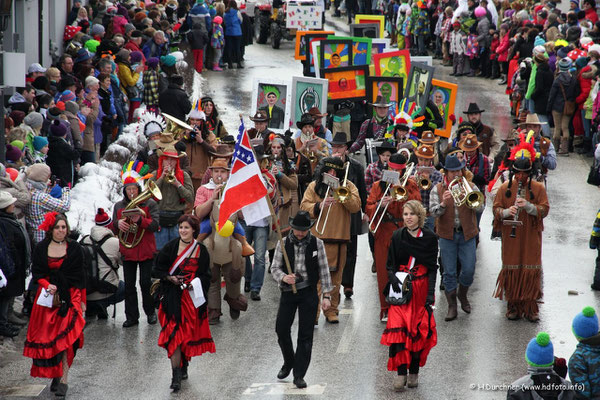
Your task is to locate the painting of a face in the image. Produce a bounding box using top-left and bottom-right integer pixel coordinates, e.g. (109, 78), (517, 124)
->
(339, 78), (348, 89)
(434, 91), (444, 105)
(331, 53), (341, 67)
(380, 83), (392, 99)
(267, 93), (278, 106)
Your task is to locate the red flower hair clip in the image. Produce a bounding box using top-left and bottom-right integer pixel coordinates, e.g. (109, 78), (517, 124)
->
(38, 211), (59, 232)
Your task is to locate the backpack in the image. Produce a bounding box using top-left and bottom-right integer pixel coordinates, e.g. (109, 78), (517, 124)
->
(0, 224), (16, 281)
(79, 235), (118, 294)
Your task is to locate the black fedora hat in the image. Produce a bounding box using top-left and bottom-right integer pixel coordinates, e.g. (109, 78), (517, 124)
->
(330, 132), (351, 146)
(463, 102), (485, 114)
(296, 113), (315, 129)
(375, 140), (396, 154)
(252, 144), (271, 160)
(289, 210), (315, 231)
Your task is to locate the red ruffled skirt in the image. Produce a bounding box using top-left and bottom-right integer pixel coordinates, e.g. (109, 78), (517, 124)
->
(23, 286), (86, 378)
(380, 264), (437, 371)
(158, 289), (215, 361)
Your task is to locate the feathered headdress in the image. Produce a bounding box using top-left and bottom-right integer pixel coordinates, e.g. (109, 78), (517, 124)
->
(121, 160), (153, 187)
(38, 211), (59, 232)
(188, 99), (206, 120)
(509, 131), (540, 161)
(136, 112), (166, 139)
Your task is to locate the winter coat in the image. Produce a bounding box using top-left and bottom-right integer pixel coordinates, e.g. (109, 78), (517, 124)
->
(124, 40), (144, 57)
(530, 62), (554, 115)
(577, 65), (596, 105)
(224, 9), (242, 37)
(185, 3), (212, 35)
(547, 72), (580, 114)
(0, 172), (31, 217)
(142, 39), (168, 60)
(507, 367), (576, 399)
(82, 226), (121, 302)
(475, 17), (490, 48)
(450, 30), (466, 55)
(46, 136), (80, 187)
(0, 210), (29, 297)
(64, 110), (83, 153)
(568, 334), (600, 399)
(158, 83), (192, 122)
(98, 87), (116, 118)
(509, 36), (534, 61)
(117, 61), (140, 96)
(82, 103), (99, 153)
(149, 170), (195, 212)
(112, 198), (159, 262)
(496, 33), (510, 62)
(586, 7), (599, 24)
(187, 17), (209, 50)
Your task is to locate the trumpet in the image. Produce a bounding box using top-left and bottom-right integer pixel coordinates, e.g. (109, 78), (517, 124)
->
(369, 163), (415, 234)
(417, 175), (431, 190)
(447, 176), (484, 209)
(315, 162), (350, 235)
(165, 171), (175, 184)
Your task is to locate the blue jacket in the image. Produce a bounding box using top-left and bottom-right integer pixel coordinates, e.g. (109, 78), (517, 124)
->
(224, 9), (242, 37)
(569, 335), (600, 398)
(186, 4), (212, 35)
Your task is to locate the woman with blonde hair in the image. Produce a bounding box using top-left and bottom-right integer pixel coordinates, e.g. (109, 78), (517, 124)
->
(380, 200), (438, 392)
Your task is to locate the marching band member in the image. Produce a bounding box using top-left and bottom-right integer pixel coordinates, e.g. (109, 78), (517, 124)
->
(300, 157), (361, 324)
(249, 110), (273, 144)
(308, 107), (333, 147)
(412, 144), (444, 231)
(349, 96), (393, 153)
(365, 140), (395, 193)
(429, 153), (484, 322)
(294, 113), (330, 173)
(493, 140), (549, 322)
(283, 135), (312, 201)
(267, 135), (298, 235)
(418, 131), (441, 168)
(150, 146), (195, 251)
(366, 153), (421, 321)
(518, 113), (556, 182)
(186, 100), (217, 193)
(112, 168), (160, 328)
(459, 134), (491, 233)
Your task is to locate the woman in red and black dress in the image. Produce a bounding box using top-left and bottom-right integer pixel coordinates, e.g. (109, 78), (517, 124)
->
(23, 212), (86, 398)
(153, 215), (215, 392)
(381, 200), (438, 392)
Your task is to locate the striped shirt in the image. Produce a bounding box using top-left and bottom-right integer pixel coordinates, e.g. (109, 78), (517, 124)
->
(25, 182), (71, 244)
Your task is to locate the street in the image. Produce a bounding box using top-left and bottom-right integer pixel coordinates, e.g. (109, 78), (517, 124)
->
(1, 18), (599, 400)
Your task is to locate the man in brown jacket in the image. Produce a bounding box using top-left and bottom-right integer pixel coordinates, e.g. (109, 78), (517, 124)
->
(429, 153), (484, 322)
(300, 157), (361, 324)
(80, 92), (100, 164)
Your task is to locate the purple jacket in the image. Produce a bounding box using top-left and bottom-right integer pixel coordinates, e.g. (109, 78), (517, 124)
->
(93, 106), (105, 144)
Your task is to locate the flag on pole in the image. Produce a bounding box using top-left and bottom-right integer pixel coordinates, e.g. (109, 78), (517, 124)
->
(218, 125), (270, 227)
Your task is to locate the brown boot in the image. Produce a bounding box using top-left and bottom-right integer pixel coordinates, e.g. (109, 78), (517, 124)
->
(208, 308), (221, 325)
(457, 284), (471, 314)
(558, 137), (570, 156)
(444, 291), (458, 321)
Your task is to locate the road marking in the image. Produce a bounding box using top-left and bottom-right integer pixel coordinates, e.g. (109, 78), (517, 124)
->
(242, 383), (326, 395)
(336, 306), (362, 353)
(0, 384), (46, 397)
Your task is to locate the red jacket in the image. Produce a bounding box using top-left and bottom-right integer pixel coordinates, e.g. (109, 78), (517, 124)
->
(490, 37), (499, 60)
(124, 41), (147, 63)
(496, 34), (510, 62)
(112, 199), (159, 261)
(576, 66), (593, 105)
(586, 7), (598, 24)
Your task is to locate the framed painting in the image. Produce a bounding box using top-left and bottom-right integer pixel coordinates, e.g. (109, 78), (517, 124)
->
(373, 50), (411, 89)
(355, 14), (385, 38)
(291, 76), (329, 125)
(295, 30), (332, 61)
(251, 78), (291, 133)
(312, 41), (322, 78)
(403, 63), (435, 116)
(303, 32), (334, 76)
(411, 55), (433, 67)
(327, 35), (372, 65)
(320, 39), (353, 70)
(430, 79), (458, 138)
(350, 23), (380, 39)
(320, 65), (369, 102)
(366, 76), (403, 118)
(371, 38), (391, 56)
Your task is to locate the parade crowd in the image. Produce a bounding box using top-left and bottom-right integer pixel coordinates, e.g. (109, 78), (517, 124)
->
(1, 0), (600, 399)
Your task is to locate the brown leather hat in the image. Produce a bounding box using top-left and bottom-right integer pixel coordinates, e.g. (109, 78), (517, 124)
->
(415, 144), (435, 159)
(458, 134), (481, 152)
(419, 130), (439, 144)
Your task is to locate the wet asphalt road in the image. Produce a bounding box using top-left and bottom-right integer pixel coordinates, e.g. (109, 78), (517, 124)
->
(1, 16), (600, 400)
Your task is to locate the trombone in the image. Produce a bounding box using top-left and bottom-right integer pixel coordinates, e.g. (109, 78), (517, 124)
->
(369, 163), (415, 234)
(315, 162), (350, 235)
(447, 176), (484, 209)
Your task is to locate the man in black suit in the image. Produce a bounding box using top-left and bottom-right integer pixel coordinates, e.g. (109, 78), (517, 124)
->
(259, 86), (285, 129)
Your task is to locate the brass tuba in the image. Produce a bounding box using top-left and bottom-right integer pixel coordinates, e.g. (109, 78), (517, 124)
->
(118, 180), (162, 248)
(448, 176), (484, 209)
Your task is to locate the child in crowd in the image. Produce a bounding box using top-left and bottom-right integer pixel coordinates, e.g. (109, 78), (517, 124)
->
(211, 16), (225, 72)
(450, 21), (466, 77)
(32, 136), (49, 164)
(568, 307), (600, 398)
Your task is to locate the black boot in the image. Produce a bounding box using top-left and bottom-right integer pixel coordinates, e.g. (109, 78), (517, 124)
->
(181, 360), (189, 380)
(50, 378), (60, 392)
(170, 368), (182, 391)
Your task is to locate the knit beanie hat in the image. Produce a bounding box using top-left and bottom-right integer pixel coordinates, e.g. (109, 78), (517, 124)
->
(457, 121), (474, 135)
(84, 39), (101, 53)
(26, 163), (51, 182)
(10, 140), (24, 151)
(160, 54), (176, 67)
(9, 111), (25, 126)
(95, 208), (112, 226)
(533, 45), (546, 56)
(534, 36), (546, 47)
(525, 332), (554, 368)
(23, 111), (44, 129)
(47, 107), (63, 121)
(213, 16), (223, 25)
(50, 119), (69, 137)
(474, 6), (486, 17)
(130, 51), (143, 63)
(572, 306), (599, 340)
(558, 57), (573, 71)
(147, 57), (159, 69)
(65, 101), (79, 116)
(5, 144), (22, 162)
(33, 135), (49, 151)
(576, 56), (590, 69)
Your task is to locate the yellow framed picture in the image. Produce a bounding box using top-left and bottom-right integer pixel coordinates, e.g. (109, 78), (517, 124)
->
(355, 14), (385, 38)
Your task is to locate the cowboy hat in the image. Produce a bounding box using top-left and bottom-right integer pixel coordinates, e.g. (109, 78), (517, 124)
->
(253, 144), (271, 160)
(415, 144), (435, 159)
(375, 140), (396, 154)
(249, 110), (270, 122)
(369, 95), (392, 108)
(518, 113), (548, 126)
(463, 102), (485, 114)
(219, 135), (236, 145)
(296, 113), (315, 129)
(330, 132), (351, 146)
(419, 130), (440, 144)
(209, 144), (235, 158)
(208, 157), (231, 170)
(444, 153), (466, 171)
(308, 106), (328, 118)
(502, 129), (520, 142)
(458, 134), (481, 152)
(154, 132), (176, 148)
(289, 210), (315, 231)
(157, 146), (185, 158)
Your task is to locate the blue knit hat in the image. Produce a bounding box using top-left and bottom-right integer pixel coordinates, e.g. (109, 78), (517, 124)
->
(160, 54), (176, 67)
(526, 332), (554, 368)
(33, 135), (48, 151)
(573, 306), (599, 340)
(534, 36), (546, 47)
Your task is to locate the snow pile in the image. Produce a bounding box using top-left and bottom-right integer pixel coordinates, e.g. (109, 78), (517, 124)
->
(66, 123), (146, 236)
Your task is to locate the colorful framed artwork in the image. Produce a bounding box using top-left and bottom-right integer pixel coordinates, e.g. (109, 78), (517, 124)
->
(373, 50), (411, 89)
(320, 39), (353, 70)
(403, 63), (435, 116)
(291, 76), (329, 125)
(430, 79), (458, 138)
(303, 32), (334, 77)
(296, 30), (334, 61)
(355, 14), (385, 38)
(366, 76), (404, 118)
(320, 65), (369, 102)
(350, 23), (380, 39)
(312, 41), (323, 78)
(371, 38), (391, 56)
(251, 78), (291, 133)
(411, 56), (433, 67)
(327, 35), (372, 65)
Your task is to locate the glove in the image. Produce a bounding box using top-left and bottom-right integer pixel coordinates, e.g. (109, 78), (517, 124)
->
(49, 185), (63, 198)
(389, 273), (401, 294)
